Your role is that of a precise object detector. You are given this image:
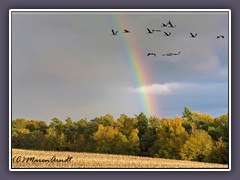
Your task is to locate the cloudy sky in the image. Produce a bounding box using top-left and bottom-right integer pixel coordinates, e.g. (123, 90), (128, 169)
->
(11, 10), (229, 122)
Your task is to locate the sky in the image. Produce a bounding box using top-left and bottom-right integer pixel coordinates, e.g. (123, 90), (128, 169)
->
(11, 10), (229, 123)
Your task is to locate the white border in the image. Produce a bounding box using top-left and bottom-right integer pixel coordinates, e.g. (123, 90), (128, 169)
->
(228, 10), (231, 171)
(9, 9), (231, 172)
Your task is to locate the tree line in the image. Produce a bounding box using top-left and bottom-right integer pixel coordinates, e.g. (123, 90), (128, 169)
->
(12, 107), (229, 164)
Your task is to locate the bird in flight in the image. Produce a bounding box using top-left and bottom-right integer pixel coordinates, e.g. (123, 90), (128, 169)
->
(167, 21), (176, 28)
(111, 29), (118, 35)
(217, 35), (224, 39)
(147, 28), (154, 34)
(161, 23), (168, 27)
(162, 51), (180, 56)
(123, 29), (130, 33)
(190, 32), (197, 38)
(173, 51), (181, 55)
(147, 53), (156, 57)
(162, 53), (174, 56)
(164, 31), (171, 36)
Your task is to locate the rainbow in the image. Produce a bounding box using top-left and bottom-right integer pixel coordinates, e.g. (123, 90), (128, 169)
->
(109, 12), (159, 117)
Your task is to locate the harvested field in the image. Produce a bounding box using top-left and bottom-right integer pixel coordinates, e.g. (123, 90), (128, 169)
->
(11, 149), (228, 169)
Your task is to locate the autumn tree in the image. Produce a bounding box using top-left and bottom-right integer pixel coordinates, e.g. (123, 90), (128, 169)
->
(206, 138), (229, 164)
(12, 118), (27, 129)
(11, 111), (228, 164)
(93, 124), (128, 154)
(180, 130), (213, 162)
(117, 114), (137, 137)
(152, 116), (189, 159)
(93, 114), (115, 126)
(127, 128), (140, 155)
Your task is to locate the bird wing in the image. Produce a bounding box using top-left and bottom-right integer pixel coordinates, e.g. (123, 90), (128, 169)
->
(147, 28), (152, 33)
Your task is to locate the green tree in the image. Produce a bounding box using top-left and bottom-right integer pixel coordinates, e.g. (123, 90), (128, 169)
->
(43, 127), (58, 151)
(12, 128), (30, 148)
(182, 107), (195, 122)
(63, 117), (77, 150)
(136, 112), (148, 139)
(139, 116), (160, 156)
(23, 131), (45, 150)
(12, 118), (27, 129)
(83, 120), (99, 152)
(135, 112), (149, 155)
(213, 114), (229, 142)
(49, 118), (64, 135)
(71, 119), (89, 152)
(25, 120), (48, 134)
(206, 138), (228, 164)
(73, 134), (86, 152)
(182, 107), (197, 134)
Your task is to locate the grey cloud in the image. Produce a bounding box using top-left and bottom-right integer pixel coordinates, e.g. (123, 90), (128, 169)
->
(11, 11), (229, 122)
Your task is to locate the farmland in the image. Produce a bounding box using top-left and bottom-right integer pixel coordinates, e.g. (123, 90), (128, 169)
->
(11, 149), (228, 169)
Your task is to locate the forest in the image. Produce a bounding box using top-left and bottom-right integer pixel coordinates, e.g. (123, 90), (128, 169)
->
(12, 107), (229, 164)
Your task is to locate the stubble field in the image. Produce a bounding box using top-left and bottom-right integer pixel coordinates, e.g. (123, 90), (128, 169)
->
(11, 149), (228, 169)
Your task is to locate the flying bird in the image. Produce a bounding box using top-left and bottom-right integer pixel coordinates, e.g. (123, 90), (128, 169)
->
(173, 51), (181, 55)
(147, 53), (156, 57)
(162, 51), (180, 56)
(146, 28), (154, 34)
(111, 29), (118, 35)
(164, 31), (171, 36)
(123, 29), (130, 33)
(173, 51), (180, 55)
(162, 53), (173, 56)
(217, 35), (224, 39)
(166, 53), (174, 56)
(167, 21), (176, 28)
(161, 23), (168, 27)
(190, 32), (197, 38)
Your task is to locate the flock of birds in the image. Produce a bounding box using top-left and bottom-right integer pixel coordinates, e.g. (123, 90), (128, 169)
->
(111, 20), (225, 58)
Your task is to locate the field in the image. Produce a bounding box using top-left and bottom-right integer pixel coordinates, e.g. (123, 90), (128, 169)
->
(11, 149), (228, 169)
